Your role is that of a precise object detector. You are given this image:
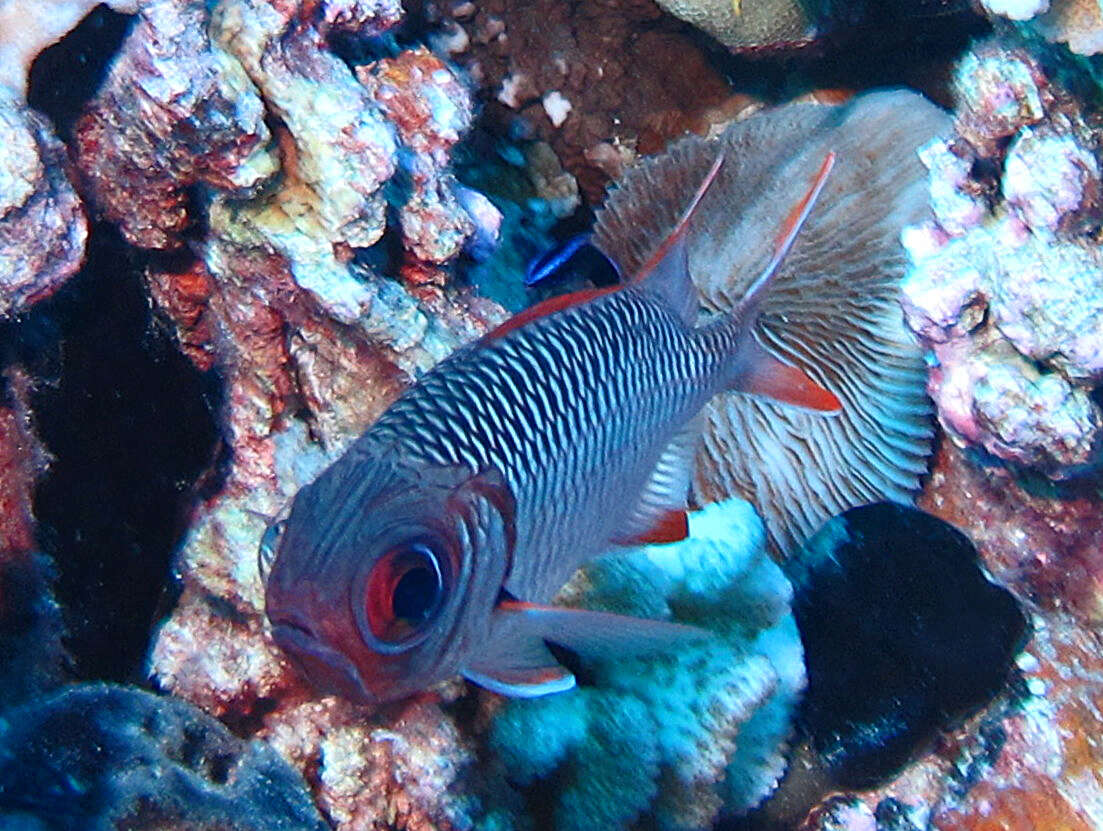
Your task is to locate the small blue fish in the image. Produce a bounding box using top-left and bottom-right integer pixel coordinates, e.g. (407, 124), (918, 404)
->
(524, 233), (615, 287)
(263, 152), (840, 703)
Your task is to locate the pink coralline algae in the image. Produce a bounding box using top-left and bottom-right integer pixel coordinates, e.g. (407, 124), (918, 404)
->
(0, 89), (87, 316)
(359, 47), (478, 266)
(92, 3), (511, 827)
(901, 40), (1103, 478)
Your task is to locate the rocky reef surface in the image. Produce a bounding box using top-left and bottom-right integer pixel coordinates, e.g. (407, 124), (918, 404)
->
(0, 1), (1102, 830)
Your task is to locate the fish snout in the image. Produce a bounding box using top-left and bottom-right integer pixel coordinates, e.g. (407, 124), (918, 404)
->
(269, 613), (378, 704)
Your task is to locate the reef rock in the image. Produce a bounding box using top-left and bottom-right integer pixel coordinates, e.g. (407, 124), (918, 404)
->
(901, 38), (1103, 479)
(73, 0), (276, 251)
(0, 683), (328, 831)
(0, 369), (64, 712)
(0, 0), (138, 95)
(490, 498), (804, 830)
(979, 0), (1103, 55)
(0, 88), (87, 317)
(414, 0), (750, 200)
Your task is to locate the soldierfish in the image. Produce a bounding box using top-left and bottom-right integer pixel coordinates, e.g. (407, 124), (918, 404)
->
(264, 152), (839, 703)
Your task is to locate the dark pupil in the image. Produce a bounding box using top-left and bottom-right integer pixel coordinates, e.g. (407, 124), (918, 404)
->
(392, 565), (440, 623)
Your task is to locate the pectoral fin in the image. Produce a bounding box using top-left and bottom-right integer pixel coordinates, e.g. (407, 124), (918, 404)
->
(462, 637), (576, 697)
(498, 600), (712, 658)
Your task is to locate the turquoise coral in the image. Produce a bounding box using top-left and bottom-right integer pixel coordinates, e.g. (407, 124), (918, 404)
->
(488, 499), (803, 830)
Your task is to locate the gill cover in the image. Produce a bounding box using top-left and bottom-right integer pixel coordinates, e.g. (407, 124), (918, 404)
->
(264, 443), (515, 703)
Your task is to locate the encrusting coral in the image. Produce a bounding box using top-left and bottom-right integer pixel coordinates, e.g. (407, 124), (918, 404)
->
(0, 684), (328, 831)
(489, 498), (803, 831)
(901, 39), (1103, 478)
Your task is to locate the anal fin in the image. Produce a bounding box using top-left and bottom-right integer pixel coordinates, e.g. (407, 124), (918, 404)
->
(615, 507), (689, 546)
(615, 417), (700, 545)
(462, 636), (576, 698)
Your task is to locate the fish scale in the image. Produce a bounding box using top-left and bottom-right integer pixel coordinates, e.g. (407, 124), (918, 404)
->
(369, 286), (730, 601)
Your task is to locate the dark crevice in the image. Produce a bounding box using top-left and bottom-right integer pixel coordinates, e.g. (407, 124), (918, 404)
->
(25, 4), (136, 140)
(25, 223), (223, 683)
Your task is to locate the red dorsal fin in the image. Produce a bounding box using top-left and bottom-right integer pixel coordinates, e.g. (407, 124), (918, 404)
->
(634, 152), (725, 283)
(481, 286), (620, 342)
(738, 151), (836, 315)
(614, 508), (689, 546)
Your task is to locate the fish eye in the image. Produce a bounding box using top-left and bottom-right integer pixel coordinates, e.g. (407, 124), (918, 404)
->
(364, 542), (446, 645)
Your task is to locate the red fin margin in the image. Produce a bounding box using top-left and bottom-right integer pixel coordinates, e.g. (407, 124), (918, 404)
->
(740, 151), (836, 312)
(481, 286), (619, 342)
(738, 338), (841, 412)
(614, 508), (689, 546)
(634, 151), (725, 284)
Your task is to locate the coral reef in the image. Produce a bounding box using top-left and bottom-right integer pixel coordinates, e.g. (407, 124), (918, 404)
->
(980, 0), (1103, 55)
(0, 88), (87, 317)
(901, 39), (1103, 478)
(0, 683), (328, 831)
(3, 0), (1103, 828)
(72, 0), (275, 251)
(412, 0), (750, 199)
(595, 90), (945, 556)
(490, 499), (804, 830)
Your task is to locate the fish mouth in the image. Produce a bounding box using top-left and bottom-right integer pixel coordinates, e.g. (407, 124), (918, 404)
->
(270, 620), (376, 704)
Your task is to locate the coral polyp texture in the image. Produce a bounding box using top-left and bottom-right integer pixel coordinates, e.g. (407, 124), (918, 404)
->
(901, 40), (1103, 478)
(489, 499), (803, 831)
(649, 0), (968, 52)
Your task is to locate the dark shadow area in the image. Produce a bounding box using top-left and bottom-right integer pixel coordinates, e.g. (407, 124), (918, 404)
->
(19, 224), (222, 682)
(700, 3), (991, 108)
(25, 3), (136, 140)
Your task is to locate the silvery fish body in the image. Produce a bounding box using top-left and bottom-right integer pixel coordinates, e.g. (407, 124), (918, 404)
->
(264, 153), (839, 703)
(370, 286), (738, 603)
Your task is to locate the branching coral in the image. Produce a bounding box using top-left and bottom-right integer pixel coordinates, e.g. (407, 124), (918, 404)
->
(489, 499), (804, 830)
